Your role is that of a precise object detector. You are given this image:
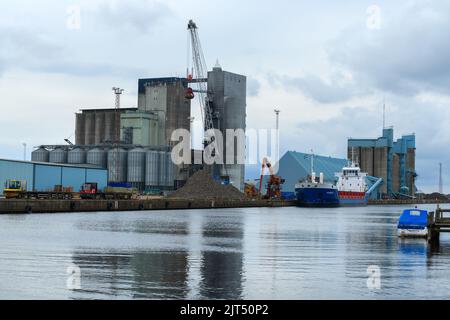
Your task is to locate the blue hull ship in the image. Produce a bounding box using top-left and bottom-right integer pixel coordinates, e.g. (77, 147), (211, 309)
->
(295, 182), (340, 207)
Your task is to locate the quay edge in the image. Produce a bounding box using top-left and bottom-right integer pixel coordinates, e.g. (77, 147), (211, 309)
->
(0, 198), (297, 214)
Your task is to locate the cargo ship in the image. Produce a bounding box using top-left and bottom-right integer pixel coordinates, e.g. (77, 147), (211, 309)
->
(295, 153), (340, 207)
(335, 163), (369, 206)
(295, 171), (340, 207)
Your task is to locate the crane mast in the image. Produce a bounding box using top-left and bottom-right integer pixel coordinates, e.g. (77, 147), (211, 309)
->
(187, 20), (215, 145)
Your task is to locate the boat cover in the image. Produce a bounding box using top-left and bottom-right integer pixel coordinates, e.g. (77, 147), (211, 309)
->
(398, 209), (428, 230)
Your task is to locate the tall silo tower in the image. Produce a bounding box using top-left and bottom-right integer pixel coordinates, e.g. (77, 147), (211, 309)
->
(207, 64), (247, 191)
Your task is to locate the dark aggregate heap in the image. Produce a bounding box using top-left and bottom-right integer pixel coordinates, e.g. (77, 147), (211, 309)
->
(169, 170), (245, 200)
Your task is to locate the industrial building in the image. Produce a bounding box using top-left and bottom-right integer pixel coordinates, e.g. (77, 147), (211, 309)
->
(0, 159), (107, 195)
(30, 145), (174, 193)
(120, 111), (159, 146)
(137, 77), (191, 146)
(75, 108), (138, 145)
(207, 64), (247, 191)
(348, 127), (416, 198)
(272, 151), (384, 199)
(32, 62), (247, 193)
(63, 77), (193, 193)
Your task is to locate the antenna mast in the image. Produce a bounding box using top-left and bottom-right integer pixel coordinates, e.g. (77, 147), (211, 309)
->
(112, 87), (124, 183)
(439, 162), (443, 194)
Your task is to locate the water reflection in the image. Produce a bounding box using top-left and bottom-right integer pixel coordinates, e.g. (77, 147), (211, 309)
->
(67, 212), (245, 300)
(199, 213), (244, 299)
(2, 205), (450, 299)
(70, 250), (189, 299)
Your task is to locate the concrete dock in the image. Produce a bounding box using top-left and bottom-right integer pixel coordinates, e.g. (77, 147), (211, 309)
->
(0, 198), (297, 214)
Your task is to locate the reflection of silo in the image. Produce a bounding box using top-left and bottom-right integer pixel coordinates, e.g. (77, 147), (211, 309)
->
(31, 147), (49, 162)
(75, 113), (85, 145)
(158, 151), (166, 188)
(49, 148), (68, 163)
(104, 112), (115, 143)
(127, 148), (146, 191)
(166, 152), (175, 188)
(86, 148), (107, 168)
(68, 148), (86, 164)
(108, 148), (128, 183)
(94, 112), (105, 144)
(84, 113), (95, 145)
(145, 150), (159, 188)
(200, 216), (244, 299)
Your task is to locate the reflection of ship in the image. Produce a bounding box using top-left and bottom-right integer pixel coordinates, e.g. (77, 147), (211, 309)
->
(295, 153), (339, 207)
(335, 162), (369, 206)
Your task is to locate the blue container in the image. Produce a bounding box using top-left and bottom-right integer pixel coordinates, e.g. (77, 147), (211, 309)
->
(108, 182), (132, 188)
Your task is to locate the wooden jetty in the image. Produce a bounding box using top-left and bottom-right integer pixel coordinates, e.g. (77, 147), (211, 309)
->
(428, 206), (450, 243)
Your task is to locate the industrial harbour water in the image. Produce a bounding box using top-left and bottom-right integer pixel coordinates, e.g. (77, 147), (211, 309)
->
(1, 205), (450, 300)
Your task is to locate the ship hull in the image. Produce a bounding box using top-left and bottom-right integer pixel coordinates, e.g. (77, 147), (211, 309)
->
(338, 192), (368, 207)
(295, 187), (340, 207)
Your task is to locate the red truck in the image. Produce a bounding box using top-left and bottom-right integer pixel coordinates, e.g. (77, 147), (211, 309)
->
(80, 182), (136, 200)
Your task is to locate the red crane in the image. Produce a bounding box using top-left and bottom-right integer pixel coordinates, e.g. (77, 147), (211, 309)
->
(258, 157), (285, 199)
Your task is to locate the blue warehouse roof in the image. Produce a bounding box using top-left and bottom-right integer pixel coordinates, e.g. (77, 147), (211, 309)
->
(276, 151), (349, 193)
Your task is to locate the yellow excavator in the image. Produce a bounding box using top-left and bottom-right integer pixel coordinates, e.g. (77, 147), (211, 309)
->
(3, 179), (27, 199)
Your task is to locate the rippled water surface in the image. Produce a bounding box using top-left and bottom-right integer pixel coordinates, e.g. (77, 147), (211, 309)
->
(1, 205), (450, 300)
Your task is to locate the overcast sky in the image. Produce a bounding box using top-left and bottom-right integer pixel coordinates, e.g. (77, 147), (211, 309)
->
(0, 0), (449, 192)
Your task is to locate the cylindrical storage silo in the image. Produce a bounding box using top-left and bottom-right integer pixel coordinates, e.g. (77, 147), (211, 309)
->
(31, 147), (49, 162)
(49, 148), (68, 164)
(158, 151), (166, 188)
(145, 150), (159, 188)
(75, 113), (85, 145)
(165, 151), (175, 188)
(94, 112), (105, 144)
(86, 148), (107, 168)
(127, 147), (146, 191)
(107, 148), (128, 183)
(68, 148), (86, 164)
(104, 112), (115, 143)
(84, 112), (95, 145)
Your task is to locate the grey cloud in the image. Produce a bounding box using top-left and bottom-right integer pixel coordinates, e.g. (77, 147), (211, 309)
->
(272, 1), (450, 103)
(0, 25), (142, 78)
(95, 0), (174, 34)
(291, 95), (450, 191)
(0, 26), (62, 75)
(329, 1), (450, 96)
(247, 77), (260, 97)
(273, 73), (365, 104)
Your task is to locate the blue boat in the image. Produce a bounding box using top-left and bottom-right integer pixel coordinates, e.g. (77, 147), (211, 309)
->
(294, 153), (339, 207)
(295, 179), (339, 207)
(397, 209), (428, 238)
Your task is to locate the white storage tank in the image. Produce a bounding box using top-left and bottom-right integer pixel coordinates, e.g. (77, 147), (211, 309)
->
(86, 148), (107, 168)
(158, 151), (166, 188)
(68, 148), (86, 164)
(127, 147), (146, 190)
(49, 148), (68, 164)
(107, 148), (128, 183)
(31, 147), (49, 162)
(165, 151), (175, 188)
(145, 150), (159, 188)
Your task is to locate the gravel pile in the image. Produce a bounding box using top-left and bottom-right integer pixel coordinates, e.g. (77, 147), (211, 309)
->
(169, 170), (245, 200)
